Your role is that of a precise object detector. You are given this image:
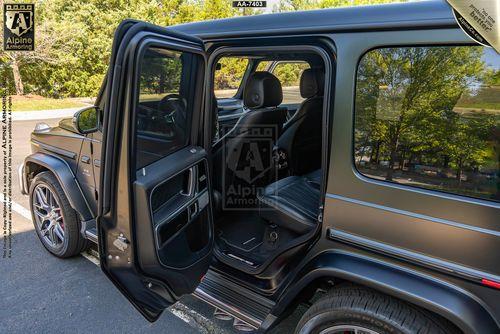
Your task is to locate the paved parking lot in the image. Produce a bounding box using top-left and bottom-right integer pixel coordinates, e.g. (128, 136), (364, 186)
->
(0, 117), (305, 333)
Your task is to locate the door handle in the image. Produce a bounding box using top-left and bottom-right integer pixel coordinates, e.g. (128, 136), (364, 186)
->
(81, 155), (90, 164)
(93, 159), (101, 167)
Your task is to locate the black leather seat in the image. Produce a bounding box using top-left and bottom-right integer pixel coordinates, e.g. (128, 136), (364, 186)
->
(213, 72), (288, 201)
(275, 68), (324, 175)
(257, 169), (321, 234)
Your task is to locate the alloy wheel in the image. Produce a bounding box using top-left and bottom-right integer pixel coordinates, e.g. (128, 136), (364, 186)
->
(32, 184), (65, 248)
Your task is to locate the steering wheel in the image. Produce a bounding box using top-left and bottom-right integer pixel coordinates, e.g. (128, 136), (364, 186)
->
(158, 94), (187, 124)
(153, 93), (188, 138)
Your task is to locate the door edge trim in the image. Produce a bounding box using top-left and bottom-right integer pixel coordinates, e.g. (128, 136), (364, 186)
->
(327, 228), (500, 284)
(326, 193), (500, 237)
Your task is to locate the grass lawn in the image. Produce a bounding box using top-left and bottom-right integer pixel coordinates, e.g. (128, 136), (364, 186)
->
(11, 95), (91, 112)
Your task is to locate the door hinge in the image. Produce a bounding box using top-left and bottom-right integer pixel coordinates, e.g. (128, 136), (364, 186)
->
(113, 234), (129, 252)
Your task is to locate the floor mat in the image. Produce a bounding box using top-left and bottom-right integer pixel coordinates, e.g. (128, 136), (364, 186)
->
(217, 212), (265, 252)
(216, 212), (298, 267)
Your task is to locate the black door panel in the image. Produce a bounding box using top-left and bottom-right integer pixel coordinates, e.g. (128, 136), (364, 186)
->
(133, 146), (213, 296)
(98, 20), (212, 321)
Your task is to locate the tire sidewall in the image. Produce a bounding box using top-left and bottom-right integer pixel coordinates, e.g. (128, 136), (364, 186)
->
(297, 309), (400, 334)
(29, 173), (72, 257)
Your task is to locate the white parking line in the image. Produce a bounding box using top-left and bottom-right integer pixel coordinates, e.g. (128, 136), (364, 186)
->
(4, 194), (220, 333)
(0, 193), (32, 220)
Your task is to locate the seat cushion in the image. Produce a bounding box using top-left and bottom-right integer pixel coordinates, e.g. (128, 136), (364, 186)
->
(257, 172), (321, 234)
(304, 169), (321, 190)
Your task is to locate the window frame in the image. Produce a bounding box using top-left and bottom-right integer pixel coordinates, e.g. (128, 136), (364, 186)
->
(268, 60), (311, 105)
(351, 43), (499, 204)
(212, 56), (253, 100)
(132, 41), (205, 171)
(205, 43), (334, 199)
(325, 28), (499, 287)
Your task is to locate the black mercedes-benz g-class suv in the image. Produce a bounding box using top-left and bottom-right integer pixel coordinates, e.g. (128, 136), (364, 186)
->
(19, 2), (500, 333)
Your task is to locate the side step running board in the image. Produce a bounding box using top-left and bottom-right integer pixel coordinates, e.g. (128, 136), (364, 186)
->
(81, 219), (98, 244)
(194, 270), (276, 330)
(85, 227), (98, 244)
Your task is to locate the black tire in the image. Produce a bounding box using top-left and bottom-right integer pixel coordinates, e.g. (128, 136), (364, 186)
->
(29, 171), (88, 258)
(295, 284), (459, 334)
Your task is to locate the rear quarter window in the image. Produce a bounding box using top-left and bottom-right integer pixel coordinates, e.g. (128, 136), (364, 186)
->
(354, 46), (499, 202)
(257, 61), (311, 104)
(213, 57), (249, 98)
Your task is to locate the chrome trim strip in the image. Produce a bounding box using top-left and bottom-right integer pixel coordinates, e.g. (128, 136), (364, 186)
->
(193, 288), (260, 329)
(31, 139), (77, 160)
(350, 166), (500, 209)
(85, 229), (98, 244)
(326, 193), (500, 237)
(328, 228), (500, 284)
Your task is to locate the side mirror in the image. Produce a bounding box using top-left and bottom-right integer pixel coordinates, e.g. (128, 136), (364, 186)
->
(73, 106), (98, 134)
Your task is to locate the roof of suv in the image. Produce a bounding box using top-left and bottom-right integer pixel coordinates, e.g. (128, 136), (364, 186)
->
(171, 1), (457, 40)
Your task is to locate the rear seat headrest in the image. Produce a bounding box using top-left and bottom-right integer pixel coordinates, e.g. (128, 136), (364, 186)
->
(300, 68), (325, 98)
(243, 71), (283, 109)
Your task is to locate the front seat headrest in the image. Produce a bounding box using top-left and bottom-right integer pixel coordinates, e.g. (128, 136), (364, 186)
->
(300, 68), (325, 98)
(244, 71), (283, 109)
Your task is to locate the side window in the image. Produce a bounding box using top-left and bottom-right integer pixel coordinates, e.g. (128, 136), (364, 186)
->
(354, 46), (499, 202)
(271, 61), (310, 104)
(213, 57), (249, 98)
(135, 47), (201, 169)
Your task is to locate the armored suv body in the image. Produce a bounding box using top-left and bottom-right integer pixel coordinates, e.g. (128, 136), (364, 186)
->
(20, 2), (500, 333)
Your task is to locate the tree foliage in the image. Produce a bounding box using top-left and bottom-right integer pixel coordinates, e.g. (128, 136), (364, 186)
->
(0, 0), (407, 98)
(355, 46), (499, 201)
(0, 0), (238, 97)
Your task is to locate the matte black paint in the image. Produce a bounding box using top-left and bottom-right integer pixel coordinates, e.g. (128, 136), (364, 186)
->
(97, 21), (211, 321)
(274, 250), (498, 334)
(23, 2), (500, 332)
(24, 152), (93, 221)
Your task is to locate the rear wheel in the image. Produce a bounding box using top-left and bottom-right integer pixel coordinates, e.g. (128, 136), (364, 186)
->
(29, 171), (87, 258)
(295, 284), (459, 334)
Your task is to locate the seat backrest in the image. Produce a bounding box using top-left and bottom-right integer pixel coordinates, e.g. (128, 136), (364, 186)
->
(213, 72), (287, 202)
(277, 68), (325, 175)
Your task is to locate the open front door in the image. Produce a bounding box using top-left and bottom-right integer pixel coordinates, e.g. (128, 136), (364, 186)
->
(97, 20), (213, 321)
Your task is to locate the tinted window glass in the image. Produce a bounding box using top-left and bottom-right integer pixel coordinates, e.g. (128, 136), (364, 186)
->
(272, 61), (310, 104)
(354, 46), (499, 202)
(214, 57), (249, 98)
(256, 61), (311, 104)
(136, 47), (199, 169)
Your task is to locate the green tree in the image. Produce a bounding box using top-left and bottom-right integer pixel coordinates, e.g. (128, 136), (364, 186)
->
(358, 46), (484, 180)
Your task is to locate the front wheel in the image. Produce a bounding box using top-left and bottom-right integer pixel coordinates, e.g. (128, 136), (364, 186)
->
(29, 171), (87, 258)
(295, 284), (459, 334)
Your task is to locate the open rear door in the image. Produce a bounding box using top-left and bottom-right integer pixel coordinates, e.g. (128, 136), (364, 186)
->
(97, 20), (213, 321)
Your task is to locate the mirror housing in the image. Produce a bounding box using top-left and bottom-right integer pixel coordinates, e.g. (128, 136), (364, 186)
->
(73, 106), (99, 134)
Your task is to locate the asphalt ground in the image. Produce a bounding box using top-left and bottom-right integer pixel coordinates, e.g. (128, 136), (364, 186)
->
(0, 118), (306, 334)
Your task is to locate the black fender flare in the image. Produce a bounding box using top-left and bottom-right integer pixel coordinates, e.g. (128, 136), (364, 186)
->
(24, 153), (94, 221)
(275, 250), (499, 334)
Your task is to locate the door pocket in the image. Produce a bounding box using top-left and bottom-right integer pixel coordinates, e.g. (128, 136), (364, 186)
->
(151, 161), (211, 269)
(154, 199), (210, 268)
